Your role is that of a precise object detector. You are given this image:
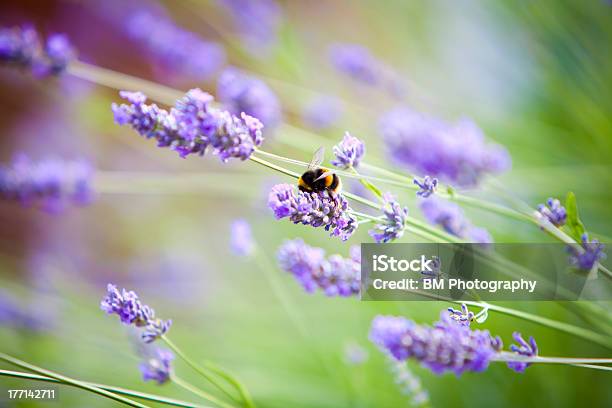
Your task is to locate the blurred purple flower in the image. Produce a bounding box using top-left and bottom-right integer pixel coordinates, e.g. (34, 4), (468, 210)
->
(218, 0), (281, 52)
(567, 233), (606, 271)
(230, 219), (255, 256)
(329, 43), (405, 97)
(125, 10), (225, 80)
(369, 193), (409, 243)
(380, 108), (511, 186)
(268, 184), (357, 241)
(301, 96), (343, 130)
(0, 25), (75, 77)
(344, 342), (368, 365)
(413, 176), (438, 198)
(331, 132), (365, 169)
(101, 283), (171, 343)
(217, 68), (281, 128)
(537, 198), (567, 227)
(277, 239), (360, 297)
(139, 347), (174, 384)
(112, 89), (264, 161)
(0, 154), (94, 213)
(0, 289), (48, 331)
(389, 359), (430, 407)
(419, 197), (493, 244)
(369, 312), (499, 376)
(507, 332), (538, 373)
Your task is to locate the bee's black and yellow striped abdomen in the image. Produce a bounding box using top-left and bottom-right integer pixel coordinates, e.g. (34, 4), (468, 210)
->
(298, 168), (341, 193)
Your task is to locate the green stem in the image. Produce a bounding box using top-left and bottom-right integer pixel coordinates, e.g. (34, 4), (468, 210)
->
(0, 353), (148, 408)
(197, 363), (255, 408)
(461, 301), (612, 350)
(161, 336), (252, 408)
(571, 364), (612, 371)
(171, 375), (237, 408)
(0, 369), (207, 408)
(491, 352), (612, 365)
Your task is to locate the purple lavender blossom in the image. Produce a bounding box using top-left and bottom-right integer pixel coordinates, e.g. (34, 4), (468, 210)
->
(369, 193), (409, 243)
(268, 184), (357, 241)
(218, 0), (281, 52)
(139, 347), (174, 384)
(0, 25), (75, 77)
(101, 284), (171, 343)
(112, 89), (264, 162)
(301, 96), (343, 130)
(230, 219), (255, 256)
(447, 304), (475, 327)
(414, 176), (438, 198)
(0, 155), (94, 213)
(537, 198), (567, 227)
(0, 289), (47, 331)
(419, 197), (493, 244)
(507, 332), (538, 373)
(380, 108), (511, 186)
(277, 239), (360, 297)
(331, 132), (365, 169)
(217, 68), (281, 128)
(389, 359), (430, 407)
(369, 312), (499, 376)
(125, 10), (225, 81)
(567, 233), (606, 271)
(329, 43), (405, 97)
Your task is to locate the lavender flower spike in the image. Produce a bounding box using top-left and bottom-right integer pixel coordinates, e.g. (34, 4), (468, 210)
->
(537, 197), (567, 227)
(302, 96), (343, 130)
(140, 347), (174, 384)
(447, 303), (475, 327)
(0, 25), (75, 77)
(414, 176), (438, 198)
(507, 332), (538, 373)
(217, 67), (281, 128)
(112, 89), (264, 162)
(101, 284), (171, 343)
(0, 154), (94, 213)
(369, 193), (408, 243)
(331, 132), (365, 169)
(369, 312), (499, 376)
(277, 239), (360, 297)
(230, 219), (255, 256)
(567, 233), (606, 271)
(268, 184), (357, 241)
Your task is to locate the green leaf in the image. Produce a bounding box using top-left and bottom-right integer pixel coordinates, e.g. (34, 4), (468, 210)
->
(360, 179), (383, 199)
(565, 192), (586, 242)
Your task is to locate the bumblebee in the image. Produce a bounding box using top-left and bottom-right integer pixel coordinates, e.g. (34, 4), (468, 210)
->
(298, 147), (342, 193)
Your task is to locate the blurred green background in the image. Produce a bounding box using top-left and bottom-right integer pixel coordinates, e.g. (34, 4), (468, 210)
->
(1, 0), (611, 407)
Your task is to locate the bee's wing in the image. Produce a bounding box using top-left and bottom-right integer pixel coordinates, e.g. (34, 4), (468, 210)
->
(314, 170), (335, 182)
(307, 147), (325, 170)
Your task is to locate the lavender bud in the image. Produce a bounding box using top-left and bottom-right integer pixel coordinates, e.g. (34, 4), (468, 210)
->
(217, 68), (281, 128)
(0, 155), (94, 213)
(447, 304), (475, 326)
(112, 89), (264, 162)
(331, 132), (365, 169)
(277, 239), (360, 297)
(369, 193), (409, 243)
(101, 284), (170, 342)
(567, 233), (606, 271)
(139, 347), (174, 384)
(507, 332), (538, 373)
(537, 197), (567, 227)
(230, 219), (255, 256)
(413, 176), (438, 198)
(268, 184), (357, 241)
(380, 108), (511, 186)
(369, 312), (498, 376)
